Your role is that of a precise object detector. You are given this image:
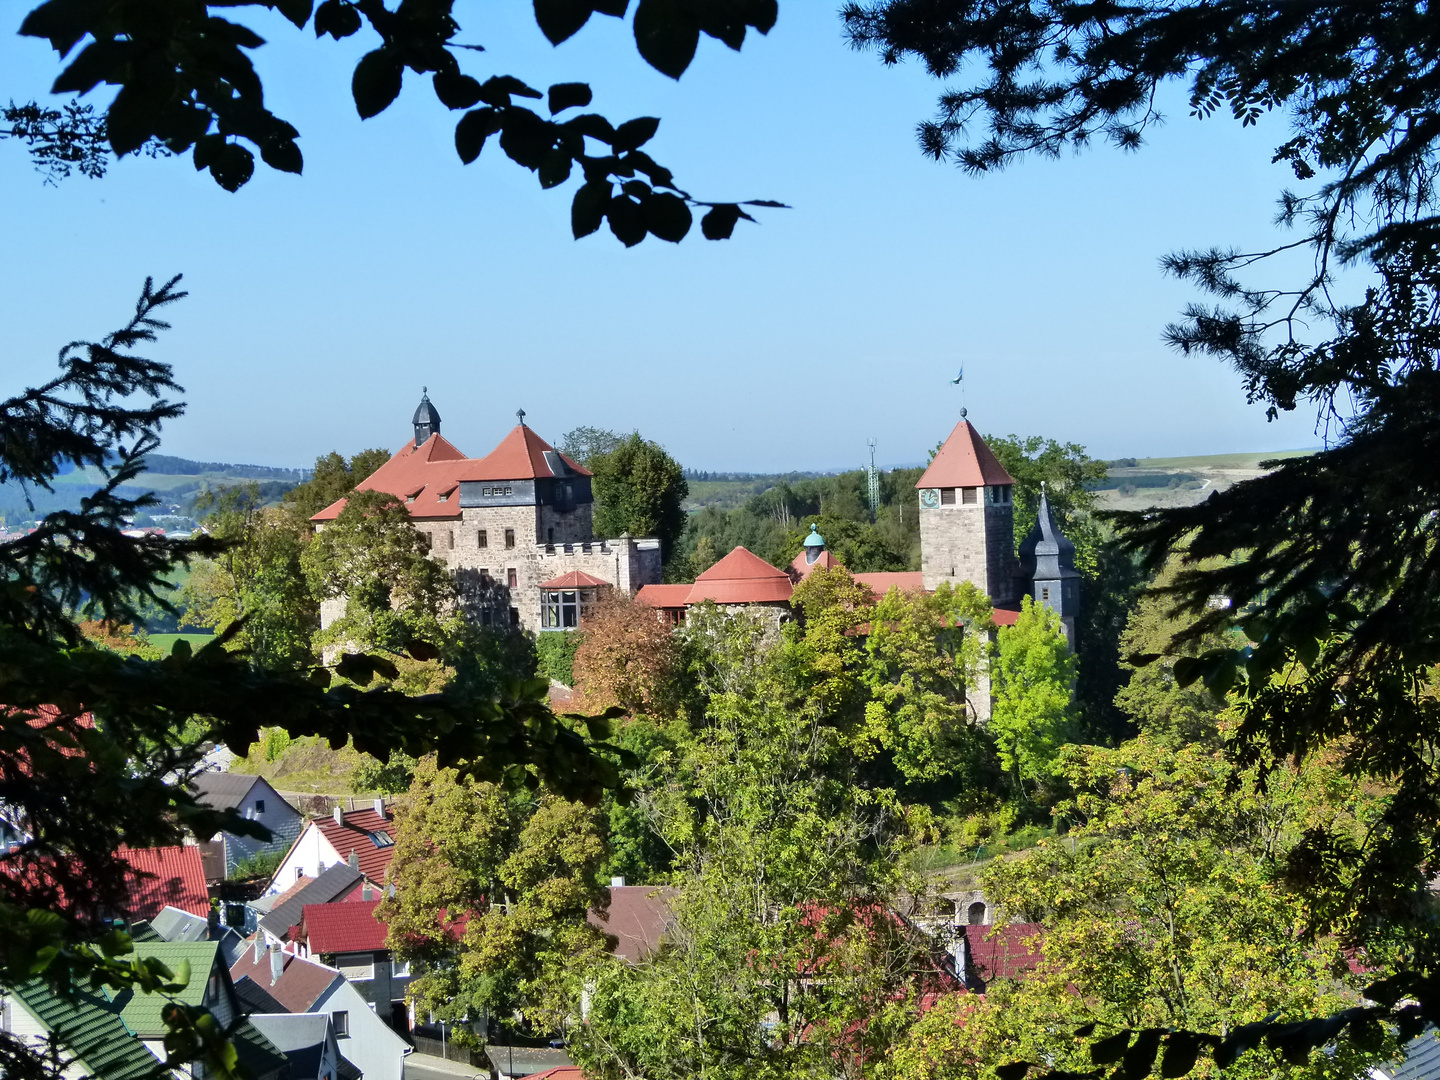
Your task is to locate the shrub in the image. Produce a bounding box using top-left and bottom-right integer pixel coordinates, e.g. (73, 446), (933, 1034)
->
(230, 848), (285, 881)
(535, 631), (583, 687)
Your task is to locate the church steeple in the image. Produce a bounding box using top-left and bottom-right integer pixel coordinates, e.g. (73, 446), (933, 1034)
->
(412, 388), (441, 447)
(1016, 483), (1081, 648)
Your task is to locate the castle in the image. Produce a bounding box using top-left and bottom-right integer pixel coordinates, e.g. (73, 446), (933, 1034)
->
(314, 397), (1079, 697)
(312, 393), (662, 635)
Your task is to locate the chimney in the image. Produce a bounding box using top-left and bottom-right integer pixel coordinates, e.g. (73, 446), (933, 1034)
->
(348, 849), (359, 870)
(373, 798), (386, 819)
(207, 904), (220, 937)
(610, 876), (626, 888)
(253, 937), (263, 963)
(362, 882), (374, 901)
(269, 943), (284, 986)
(333, 806), (343, 826)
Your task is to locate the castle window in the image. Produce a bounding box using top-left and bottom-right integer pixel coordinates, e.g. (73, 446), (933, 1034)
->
(541, 588), (600, 630)
(505, 486), (513, 496)
(548, 527), (554, 543)
(940, 488), (956, 506)
(505, 528), (516, 549)
(447, 530), (455, 550)
(962, 487), (978, 504)
(478, 529), (488, 549)
(507, 568), (518, 588)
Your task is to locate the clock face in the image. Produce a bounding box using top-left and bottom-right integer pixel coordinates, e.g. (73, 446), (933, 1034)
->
(919, 488), (940, 509)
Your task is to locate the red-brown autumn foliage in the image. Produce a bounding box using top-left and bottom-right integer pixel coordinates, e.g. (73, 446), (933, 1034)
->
(571, 592), (680, 716)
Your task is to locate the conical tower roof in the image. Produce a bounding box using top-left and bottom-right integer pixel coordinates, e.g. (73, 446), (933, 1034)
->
(916, 420), (1014, 489)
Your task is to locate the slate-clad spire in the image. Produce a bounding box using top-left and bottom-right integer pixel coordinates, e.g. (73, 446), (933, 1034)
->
(412, 388), (441, 447)
(1016, 483), (1081, 647)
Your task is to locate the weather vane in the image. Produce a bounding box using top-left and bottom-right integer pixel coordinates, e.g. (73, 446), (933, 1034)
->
(516, 408), (526, 426)
(950, 361), (968, 419)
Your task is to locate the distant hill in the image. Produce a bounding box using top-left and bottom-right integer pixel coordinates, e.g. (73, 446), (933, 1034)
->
(1090, 449), (1315, 510)
(0, 455), (308, 528)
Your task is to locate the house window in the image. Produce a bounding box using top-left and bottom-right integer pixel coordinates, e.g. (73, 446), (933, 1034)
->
(504, 528), (515, 549)
(392, 959), (412, 978)
(962, 487), (978, 504)
(541, 589), (596, 630)
(507, 568), (518, 589)
(332, 1011), (349, 1038)
(940, 488), (956, 505)
(255, 799), (265, 814)
(337, 955), (375, 981)
(478, 529), (488, 549)
(296, 868), (306, 881)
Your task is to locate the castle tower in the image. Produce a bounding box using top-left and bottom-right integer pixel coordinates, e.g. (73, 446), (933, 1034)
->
(916, 417), (1016, 602)
(412, 389), (441, 447)
(1015, 484), (1081, 648)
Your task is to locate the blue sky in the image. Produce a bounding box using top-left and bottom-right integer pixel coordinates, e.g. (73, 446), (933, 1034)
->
(1, 3), (1331, 471)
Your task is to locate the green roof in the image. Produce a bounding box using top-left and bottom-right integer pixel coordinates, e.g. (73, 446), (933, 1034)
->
(10, 977), (162, 1080)
(113, 942), (219, 1036)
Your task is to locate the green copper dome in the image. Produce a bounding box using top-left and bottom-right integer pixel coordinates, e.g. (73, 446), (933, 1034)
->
(803, 523), (825, 548)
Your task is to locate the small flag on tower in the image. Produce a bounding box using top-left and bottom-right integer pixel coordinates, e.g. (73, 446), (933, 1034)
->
(950, 366), (964, 384)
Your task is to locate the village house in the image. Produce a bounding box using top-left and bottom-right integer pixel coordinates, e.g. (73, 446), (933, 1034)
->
(117, 844), (210, 922)
(267, 804), (397, 894)
(1, 941), (288, 1080)
(253, 863), (366, 943)
(231, 941), (413, 1080)
(311, 394), (661, 635)
(189, 771), (305, 876)
(296, 897), (413, 1036)
(248, 1013), (357, 1080)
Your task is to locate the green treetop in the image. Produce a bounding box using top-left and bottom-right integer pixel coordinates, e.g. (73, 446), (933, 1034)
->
(990, 596), (1078, 795)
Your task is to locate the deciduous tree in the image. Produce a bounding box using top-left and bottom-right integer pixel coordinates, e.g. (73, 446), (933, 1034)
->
(590, 433), (690, 560)
(990, 596), (1077, 794)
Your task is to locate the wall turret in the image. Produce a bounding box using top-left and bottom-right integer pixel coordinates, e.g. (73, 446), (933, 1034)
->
(1015, 483), (1081, 648)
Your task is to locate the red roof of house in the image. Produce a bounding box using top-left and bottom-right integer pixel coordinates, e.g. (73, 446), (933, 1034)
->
(685, 547), (793, 605)
(538, 569), (610, 590)
(588, 885), (676, 964)
(789, 548), (840, 582)
(303, 898), (387, 954)
(230, 946), (342, 1012)
(118, 844), (209, 921)
(853, 571), (926, 596)
(992, 607), (1021, 626)
(528, 1070), (585, 1080)
(313, 808), (397, 884)
(310, 433), (473, 523)
(459, 425), (590, 483)
(916, 421), (1014, 489)
(963, 922), (1042, 984)
(635, 583), (692, 609)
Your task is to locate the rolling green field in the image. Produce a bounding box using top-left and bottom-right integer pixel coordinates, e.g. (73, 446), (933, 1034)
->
(1131, 448), (1316, 471)
(148, 632), (215, 653)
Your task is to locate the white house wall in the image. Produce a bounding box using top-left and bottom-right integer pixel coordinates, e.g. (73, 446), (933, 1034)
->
(313, 978), (410, 1080)
(269, 824), (343, 894)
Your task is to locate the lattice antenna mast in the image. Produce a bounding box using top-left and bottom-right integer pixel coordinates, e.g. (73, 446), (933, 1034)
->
(867, 439), (880, 522)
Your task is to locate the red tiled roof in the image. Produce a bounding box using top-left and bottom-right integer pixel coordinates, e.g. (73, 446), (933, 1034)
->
(538, 569), (610, 590)
(992, 607), (1021, 627)
(459, 425), (590, 482)
(303, 898), (387, 954)
(588, 885), (676, 964)
(635, 583), (692, 609)
(230, 947), (341, 1012)
(118, 845), (209, 921)
(685, 547), (793, 605)
(963, 922), (1042, 984)
(916, 421), (1014, 489)
(528, 1070), (585, 1080)
(853, 571), (926, 596)
(310, 433), (473, 523)
(313, 808), (397, 884)
(789, 548), (840, 582)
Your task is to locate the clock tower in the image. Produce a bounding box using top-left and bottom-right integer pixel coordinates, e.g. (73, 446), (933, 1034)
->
(916, 415), (1016, 603)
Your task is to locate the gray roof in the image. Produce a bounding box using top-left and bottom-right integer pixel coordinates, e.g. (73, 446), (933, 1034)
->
(190, 771), (266, 812)
(259, 864), (362, 941)
(149, 905), (246, 966)
(1381, 1030), (1440, 1080)
(249, 1014), (334, 1080)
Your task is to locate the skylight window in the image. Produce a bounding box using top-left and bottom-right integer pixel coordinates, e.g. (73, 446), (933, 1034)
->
(370, 831), (394, 848)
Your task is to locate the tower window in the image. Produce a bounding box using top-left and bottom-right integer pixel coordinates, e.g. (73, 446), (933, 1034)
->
(962, 487), (978, 504)
(940, 488), (956, 506)
(447, 530), (454, 550)
(507, 568), (518, 588)
(1041, 587), (1051, 601)
(505, 528), (516, 549)
(478, 529), (488, 549)
(548, 526), (554, 543)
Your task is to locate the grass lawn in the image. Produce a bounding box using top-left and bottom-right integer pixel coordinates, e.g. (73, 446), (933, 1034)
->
(149, 632), (215, 653)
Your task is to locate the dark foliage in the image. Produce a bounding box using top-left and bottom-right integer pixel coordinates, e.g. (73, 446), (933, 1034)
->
(18, 0), (784, 241)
